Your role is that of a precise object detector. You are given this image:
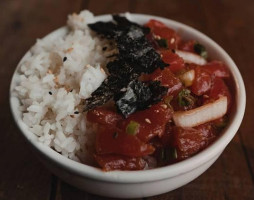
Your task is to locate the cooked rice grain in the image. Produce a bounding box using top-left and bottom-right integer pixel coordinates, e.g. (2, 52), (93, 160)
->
(14, 10), (109, 164)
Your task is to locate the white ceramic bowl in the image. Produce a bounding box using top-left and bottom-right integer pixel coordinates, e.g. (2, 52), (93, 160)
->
(10, 14), (246, 198)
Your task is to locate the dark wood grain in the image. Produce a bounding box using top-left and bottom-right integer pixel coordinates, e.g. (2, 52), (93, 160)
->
(134, 0), (206, 31)
(133, 1), (254, 199)
(88, 0), (131, 15)
(0, 0), (82, 200)
(199, 0), (254, 184)
(200, 0), (254, 194)
(1, 0), (254, 199)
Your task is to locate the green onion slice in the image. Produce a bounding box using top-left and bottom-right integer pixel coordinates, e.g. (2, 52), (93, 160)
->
(156, 38), (168, 48)
(126, 120), (140, 135)
(178, 89), (195, 107)
(194, 43), (208, 59)
(160, 147), (178, 162)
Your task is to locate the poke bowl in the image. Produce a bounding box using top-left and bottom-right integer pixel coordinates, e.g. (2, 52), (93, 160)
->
(10, 11), (246, 198)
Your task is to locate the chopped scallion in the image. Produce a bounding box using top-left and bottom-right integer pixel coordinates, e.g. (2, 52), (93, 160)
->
(156, 38), (168, 48)
(164, 95), (173, 107)
(126, 120), (140, 135)
(194, 43), (208, 59)
(178, 89), (195, 107)
(160, 147), (178, 162)
(171, 148), (178, 159)
(213, 116), (228, 131)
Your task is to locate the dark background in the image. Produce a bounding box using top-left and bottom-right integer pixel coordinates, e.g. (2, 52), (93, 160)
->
(1, 0), (254, 199)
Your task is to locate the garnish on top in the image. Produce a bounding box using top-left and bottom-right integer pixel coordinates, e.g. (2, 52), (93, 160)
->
(84, 15), (169, 117)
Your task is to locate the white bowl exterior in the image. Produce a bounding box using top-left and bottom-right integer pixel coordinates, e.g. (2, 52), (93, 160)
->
(23, 140), (224, 198)
(10, 13), (246, 198)
(37, 146), (222, 198)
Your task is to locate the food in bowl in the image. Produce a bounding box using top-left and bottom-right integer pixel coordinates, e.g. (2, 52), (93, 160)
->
(13, 10), (233, 171)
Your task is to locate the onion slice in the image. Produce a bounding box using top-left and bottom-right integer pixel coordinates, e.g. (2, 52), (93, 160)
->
(176, 50), (207, 65)
(179, 69), (195, 87)
(173, 96), (227, 128)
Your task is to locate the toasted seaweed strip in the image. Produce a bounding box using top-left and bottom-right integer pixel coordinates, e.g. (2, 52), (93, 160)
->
(84, 15), (168, 116)
(83, 75), (122, 111)
(148, 81), (169, 104)
(115, 80), (152, 117)
(88, 22), (118, 38)
(115, 80), (167, 117)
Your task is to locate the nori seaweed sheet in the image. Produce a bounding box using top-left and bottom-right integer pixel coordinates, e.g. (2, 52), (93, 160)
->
(84, 15), (169, 116)
(115, 80), (167, 117)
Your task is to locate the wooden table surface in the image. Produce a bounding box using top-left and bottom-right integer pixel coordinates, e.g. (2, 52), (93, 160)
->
(1, 0), (254, 199)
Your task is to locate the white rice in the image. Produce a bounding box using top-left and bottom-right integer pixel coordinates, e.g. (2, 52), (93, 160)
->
(14, 10), (112, 164)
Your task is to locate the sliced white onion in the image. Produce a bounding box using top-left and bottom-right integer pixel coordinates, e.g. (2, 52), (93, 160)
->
(173, 96), (227, 128)
(176, 50), (207, 65)
(179, 69), (195, 87)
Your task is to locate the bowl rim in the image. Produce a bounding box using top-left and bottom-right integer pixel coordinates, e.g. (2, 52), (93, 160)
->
(9, 13), (246, 183)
